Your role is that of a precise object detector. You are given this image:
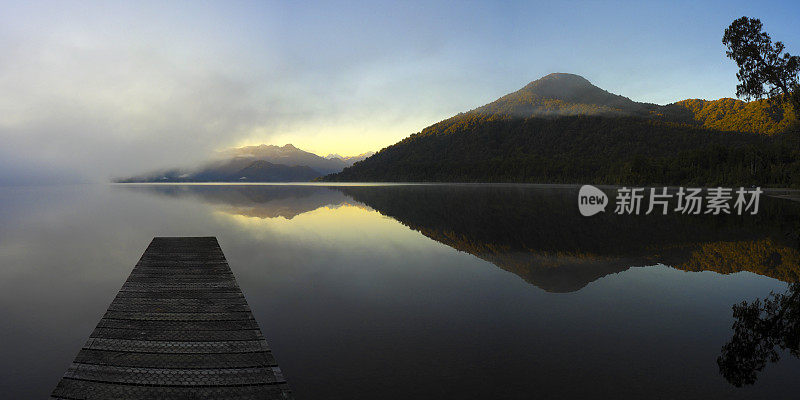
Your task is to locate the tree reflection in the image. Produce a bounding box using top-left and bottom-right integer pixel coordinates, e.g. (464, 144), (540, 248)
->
(336, 185), (800, 292)
(718, 283), (800, 386)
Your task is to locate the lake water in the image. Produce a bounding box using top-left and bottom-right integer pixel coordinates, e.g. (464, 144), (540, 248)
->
(1, 183), (799, 399)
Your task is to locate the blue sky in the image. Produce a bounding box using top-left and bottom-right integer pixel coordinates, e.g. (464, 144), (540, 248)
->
(0, 0), (798, 182)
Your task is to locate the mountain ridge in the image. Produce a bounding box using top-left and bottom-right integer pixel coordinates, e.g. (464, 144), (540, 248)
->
(116, 144), (373, 183)
(326, 151), (376, 164)
(479, 72), (651, 117)
(323, 73), (799, 186)
(116, 157), (322, 183)
(428, 73), (793, 132)
(222, 144), (347, 174)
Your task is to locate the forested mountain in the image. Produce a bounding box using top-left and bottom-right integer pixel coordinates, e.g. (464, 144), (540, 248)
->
(116, 144), (373, 182)
(223, 144), (348, 174)
(664, 98), (796, 134)
(323, 73), (800, 186)
(116, 157), (321, 183)
(474, 73), (653, 117)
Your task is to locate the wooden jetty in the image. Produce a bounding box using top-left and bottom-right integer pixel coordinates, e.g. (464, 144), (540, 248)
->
(51, 237), (292, 399)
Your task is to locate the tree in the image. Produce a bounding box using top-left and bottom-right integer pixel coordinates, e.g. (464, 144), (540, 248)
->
(723, 17), (800, 113)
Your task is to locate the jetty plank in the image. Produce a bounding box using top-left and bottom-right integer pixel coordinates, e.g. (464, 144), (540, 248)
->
(51, 236), (292, 400)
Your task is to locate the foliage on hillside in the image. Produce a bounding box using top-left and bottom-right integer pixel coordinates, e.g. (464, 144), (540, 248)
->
(323, 73), (799, 186)
(677, 238), (800, 282)
(327, 114), (800, 186)
(665, 98), (796, 134)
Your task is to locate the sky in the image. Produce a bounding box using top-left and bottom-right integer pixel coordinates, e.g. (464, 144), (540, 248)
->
(0, 0), (798, 183)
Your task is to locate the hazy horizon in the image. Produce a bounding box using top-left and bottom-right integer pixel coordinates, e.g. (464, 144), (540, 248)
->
(1, 0), (798, 184)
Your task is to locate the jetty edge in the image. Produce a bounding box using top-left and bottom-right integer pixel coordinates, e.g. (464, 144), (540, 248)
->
(51, 236), (293, 399)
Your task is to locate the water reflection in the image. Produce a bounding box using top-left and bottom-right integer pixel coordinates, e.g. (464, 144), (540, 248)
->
(123, 184), (356, 219)
(718, 283), (800, 386)
(130, 184), (800, 293)
(128, 184), (800, 388)
(3, 184), (800, 398)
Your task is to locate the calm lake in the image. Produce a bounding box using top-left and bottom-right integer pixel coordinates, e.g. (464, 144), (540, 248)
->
(1, 183), (799, 399)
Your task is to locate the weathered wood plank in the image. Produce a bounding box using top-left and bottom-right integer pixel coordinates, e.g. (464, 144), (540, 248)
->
(51, 236), (292, 399)
(95, 319), (262, 331)
(90, 327), (263, 341)
(83, 338), (270, 353)
(52, 379), (292, 400)
(106, 302), (251, 313)
(73, 349), (278, 369)
(63, 364), (284, 386)
(114, 290), (246, 298)
(107, 297), (249, 306)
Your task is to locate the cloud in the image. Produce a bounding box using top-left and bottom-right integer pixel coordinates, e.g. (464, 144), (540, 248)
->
(0, 2), (462, 183)
(0, 27), (282, 182)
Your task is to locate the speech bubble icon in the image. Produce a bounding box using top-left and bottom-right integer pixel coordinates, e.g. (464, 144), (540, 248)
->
(578, 185), (608, 216)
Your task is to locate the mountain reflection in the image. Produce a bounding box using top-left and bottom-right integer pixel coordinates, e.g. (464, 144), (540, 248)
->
(334, 185), (800, 292)
(124, 184), (356, 219)
(125, 184), (800, 293)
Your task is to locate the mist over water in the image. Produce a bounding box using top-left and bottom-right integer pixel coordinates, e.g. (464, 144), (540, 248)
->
(1, 183), (799, 399)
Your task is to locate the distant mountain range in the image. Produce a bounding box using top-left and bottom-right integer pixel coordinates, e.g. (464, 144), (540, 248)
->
(325, 151), (376, 164)
(116, 144), (373, 183)
(118, 73), (799, 185)
(323, 73), (800, 186)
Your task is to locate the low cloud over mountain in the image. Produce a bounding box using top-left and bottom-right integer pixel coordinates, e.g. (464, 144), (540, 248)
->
(117, 144), (375, 182)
